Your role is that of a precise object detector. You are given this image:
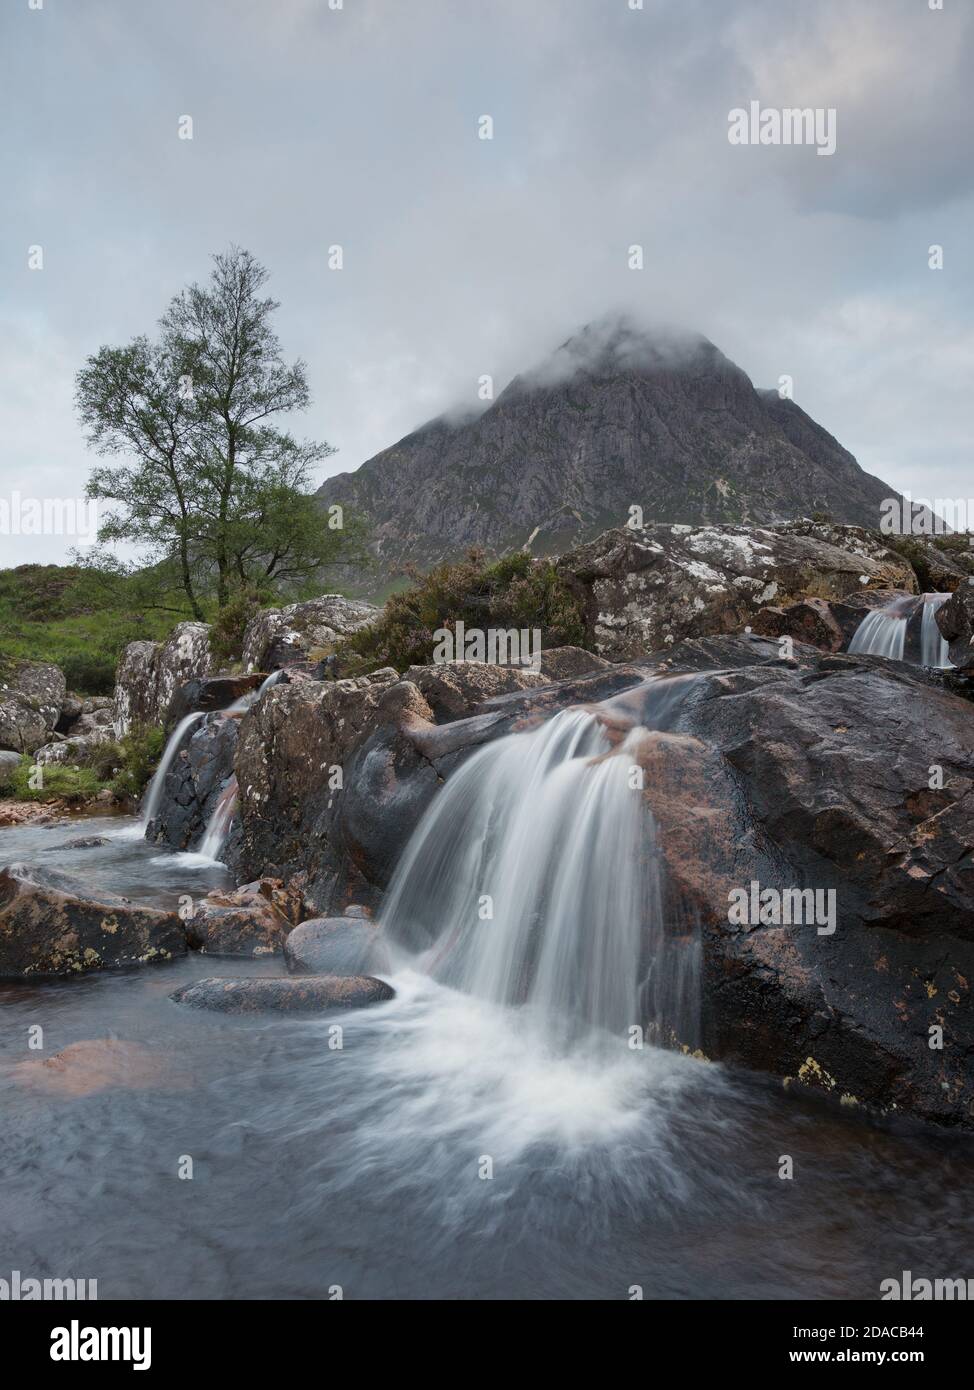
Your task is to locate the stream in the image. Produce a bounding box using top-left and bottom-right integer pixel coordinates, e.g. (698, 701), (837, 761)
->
(1, 814), (971, 1300)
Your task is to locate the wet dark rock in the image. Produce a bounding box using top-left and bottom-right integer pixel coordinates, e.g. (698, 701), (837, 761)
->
(165, 674), (266, 727)
(0, 863), (185, 976)
(185, 878), (307, 957)
(44, 836), (111, 851)
(146, 713), (239, 850)
(936, 581), (974, 673)
(170, 974), (395, 1013)
(284, 916), (390, 976)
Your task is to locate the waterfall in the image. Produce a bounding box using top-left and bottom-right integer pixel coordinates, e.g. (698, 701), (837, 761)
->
(921, 594), (952, 669)
(139, 712), (205, 829)
(848, 603), (910, 661)
(848, 593), (953, 668)
(381, 702), (697, 1047)
(196, 776), (238, 861)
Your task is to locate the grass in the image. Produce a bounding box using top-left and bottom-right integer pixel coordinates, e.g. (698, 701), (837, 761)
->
(0, 565), (196, 694)
(4, 725), (167, 805)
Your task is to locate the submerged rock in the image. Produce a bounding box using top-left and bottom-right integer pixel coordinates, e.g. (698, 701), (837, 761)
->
(0, 863), (185, 976)
(284, 916), (390, 976)
(43, 836), (111, 851)
(10, 1039), (189, 1097)
(170, 974), (395, 1013)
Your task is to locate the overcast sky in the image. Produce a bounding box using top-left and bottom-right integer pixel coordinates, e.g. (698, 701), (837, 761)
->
(2, 0), (972, 564)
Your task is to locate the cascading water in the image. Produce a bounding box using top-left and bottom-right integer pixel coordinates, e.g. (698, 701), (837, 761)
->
(137, 712), (205, 830)
(381, 698), (698, 1048)
(848, 602), (909, 661)
(196, 776), (238, 862)
(848, 593), (953, 668)
(920, 593), (951, 669)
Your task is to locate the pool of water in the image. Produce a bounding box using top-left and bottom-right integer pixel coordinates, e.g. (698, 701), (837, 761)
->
(1, 819), (971, 1300)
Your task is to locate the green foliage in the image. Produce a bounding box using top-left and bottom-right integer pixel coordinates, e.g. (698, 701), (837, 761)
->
(4, 725), (165, 805)
(8, 757), (105, 805)
(881, 532), (974, 591)
(75, 246), (364, 614)
(210, 589), (263, 662)
(0, 563), (193, 694)
(341, 549), (588, 672)
(107, 725), (167, 799)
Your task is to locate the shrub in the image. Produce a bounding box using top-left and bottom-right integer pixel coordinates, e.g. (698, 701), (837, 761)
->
(59, 650), (117, 695)
(340, 550), (588, 673)
(108, 725), (167, 799)
(8, 757), (105, 805)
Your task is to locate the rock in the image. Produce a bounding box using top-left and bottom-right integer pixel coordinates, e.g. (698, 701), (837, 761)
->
(537, 646), (613, 680)
(0, 658), (66, 753)
(170, 974), (395, 1013)
(231, 659), (648, 912)
(112, 622), (213, 736)
(556, 520), (917, 661)
(166, 674), (267, 727)
(936, 580), (974, 673)
(43, 836), (111, 851)
(0, 750), (21, 788)
(749, 590), (901, 653)
(185, 878), (307, 957)
(618, 640), (974, 1128)
(242, 595), (379, 673)
(9, 1039), (189, 1097)
(55, 693), (84, 731)
(0, 863), (185, 976)
(401, 660), (548, 721)
(34, 730), (116, 766)
(284, 916), (390, 976)
(145, 712), (239, 850)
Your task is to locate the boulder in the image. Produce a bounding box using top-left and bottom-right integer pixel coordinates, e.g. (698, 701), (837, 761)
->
(0, 863), (185, 976)
(145, 712), (239, 850)
(170, 974), (395, 1013)
(749, 590), (903, 654)
(112, 622), (213, 736)
(936, 580), (974, 673)
(34, 729), (116, 766)
(556, 520), (917, 661)
(618, 641), (974, 1128)
(0, 658), (66, 753)
(401, 659), (547, 721)
(242, 595), (379, 673)
(537, 645), (613, 680)
(0, 749), (21, 788)
(185, 878), (307, 957)
(284, 916), (390, 976)
(166, 673), (267, 727)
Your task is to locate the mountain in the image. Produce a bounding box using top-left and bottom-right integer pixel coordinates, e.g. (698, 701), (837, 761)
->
(317, 316), (900, 592)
